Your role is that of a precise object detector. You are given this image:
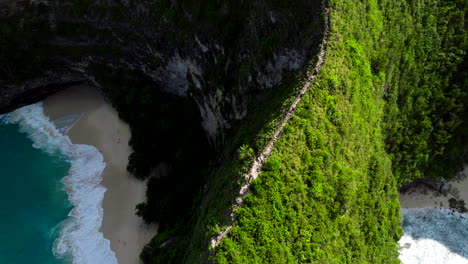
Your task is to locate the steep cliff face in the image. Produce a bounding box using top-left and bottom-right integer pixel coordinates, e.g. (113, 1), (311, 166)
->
(0, 0), (324, 144)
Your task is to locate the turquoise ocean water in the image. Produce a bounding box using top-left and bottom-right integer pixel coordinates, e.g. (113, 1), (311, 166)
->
(0, 116), (72, 263)
(0, 103), (117, 264)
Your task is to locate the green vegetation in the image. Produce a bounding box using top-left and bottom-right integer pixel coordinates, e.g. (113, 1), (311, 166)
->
(381, 0), (467, 185)
(215, 2), (403, 262)
(213, 0), (466, 263)
(138, 0), (466, 263)
(140, 67), (314, 263)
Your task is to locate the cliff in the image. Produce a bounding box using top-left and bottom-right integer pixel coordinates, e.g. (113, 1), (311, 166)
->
(0, 0), (324, 144)
(0, 2), (325, 262)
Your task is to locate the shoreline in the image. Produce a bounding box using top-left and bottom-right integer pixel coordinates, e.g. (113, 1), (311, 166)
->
(399, 172), (468, 211)
(44, 86), (157, 264)
(398, 170), (468, 263)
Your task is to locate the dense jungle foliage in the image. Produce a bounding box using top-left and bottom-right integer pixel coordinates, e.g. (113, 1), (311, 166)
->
(141, 0), (466, 263)
(381, 0), (467, 185)
(213, 0), (467, 263)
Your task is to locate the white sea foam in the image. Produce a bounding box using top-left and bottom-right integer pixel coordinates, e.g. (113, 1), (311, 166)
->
(2, 103), (118, 264)
(399, 208), (468, 264)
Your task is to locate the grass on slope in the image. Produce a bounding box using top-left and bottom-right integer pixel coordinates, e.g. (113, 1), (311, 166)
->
(214, 0), (466, 263)
(215, 0), (402, 262)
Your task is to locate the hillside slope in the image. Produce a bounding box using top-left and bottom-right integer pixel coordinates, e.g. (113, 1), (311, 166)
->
(213, 0), (466, 263)
(142, 0), (466, 263)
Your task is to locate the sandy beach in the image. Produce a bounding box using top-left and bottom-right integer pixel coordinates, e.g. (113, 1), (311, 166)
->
(399, 172), (468, 210)
(44, 86), (157, 264)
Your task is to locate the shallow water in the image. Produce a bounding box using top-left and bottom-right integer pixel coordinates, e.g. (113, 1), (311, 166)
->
(399, 208), (468, 264)
(0, 103), (117, 264)
(0, 117), (71, 263)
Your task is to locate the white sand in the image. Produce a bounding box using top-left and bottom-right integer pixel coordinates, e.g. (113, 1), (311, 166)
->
(44, 86), (157, 264)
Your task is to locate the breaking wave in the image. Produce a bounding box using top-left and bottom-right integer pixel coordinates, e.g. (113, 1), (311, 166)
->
(399, 208), (468, 264)
(2, 103), (118, 264)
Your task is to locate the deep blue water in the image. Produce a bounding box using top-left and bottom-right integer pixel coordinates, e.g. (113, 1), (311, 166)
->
(0, 121), (72, 264)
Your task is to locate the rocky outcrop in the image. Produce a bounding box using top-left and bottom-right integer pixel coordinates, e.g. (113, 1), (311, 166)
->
(400, 178), (453, 195)
(0, 0), (324, 144)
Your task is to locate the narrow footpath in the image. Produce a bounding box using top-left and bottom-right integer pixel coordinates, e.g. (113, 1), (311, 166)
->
(211, 1), (331, 249)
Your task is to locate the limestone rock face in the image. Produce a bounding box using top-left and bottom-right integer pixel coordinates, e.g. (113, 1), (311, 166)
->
(0, 0), (324, 144)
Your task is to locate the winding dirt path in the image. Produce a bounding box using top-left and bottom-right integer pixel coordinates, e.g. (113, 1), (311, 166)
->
(210, 1), (331, 250)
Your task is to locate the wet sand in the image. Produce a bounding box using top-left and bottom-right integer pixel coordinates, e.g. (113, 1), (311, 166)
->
(44, 85), (157, 264)
(399, 172), (468, 210)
